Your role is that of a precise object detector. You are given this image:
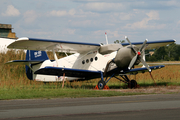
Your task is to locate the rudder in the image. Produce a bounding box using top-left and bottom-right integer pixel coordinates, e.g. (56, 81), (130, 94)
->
(25, 50), (49, 80)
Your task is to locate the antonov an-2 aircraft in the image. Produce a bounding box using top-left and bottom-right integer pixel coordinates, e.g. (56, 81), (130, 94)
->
(6, 35), (175, 89)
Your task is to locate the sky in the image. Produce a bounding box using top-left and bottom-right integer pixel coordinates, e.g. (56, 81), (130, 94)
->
(0, 0), (180, 44)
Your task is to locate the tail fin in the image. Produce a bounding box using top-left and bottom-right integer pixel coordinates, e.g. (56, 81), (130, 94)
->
(26, 50), (49, 61)
(26, 50), (49, 80)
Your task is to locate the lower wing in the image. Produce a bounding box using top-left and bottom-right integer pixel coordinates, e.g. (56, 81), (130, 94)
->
(34, 65), (164, 79)
(123, 65), (165, 74)
(34, 67), (102, 79)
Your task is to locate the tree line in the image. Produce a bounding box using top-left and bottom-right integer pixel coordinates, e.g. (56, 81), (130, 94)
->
(146, 43), (180, 61)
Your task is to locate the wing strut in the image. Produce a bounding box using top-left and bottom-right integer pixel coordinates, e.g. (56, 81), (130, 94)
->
(27, 64), (34, 72)
(53, 49), (59, 67)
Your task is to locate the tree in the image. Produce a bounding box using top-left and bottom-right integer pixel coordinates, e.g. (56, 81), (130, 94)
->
(146, 43), (179, 61)
(114, 40), (125, 44)
(153, 46), (167, 60)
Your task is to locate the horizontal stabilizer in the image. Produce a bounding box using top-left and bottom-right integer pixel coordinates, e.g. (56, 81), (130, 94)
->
(6, 60), (44, 65)
(124, 65), (165, 74)
(34, 67), (101, 78)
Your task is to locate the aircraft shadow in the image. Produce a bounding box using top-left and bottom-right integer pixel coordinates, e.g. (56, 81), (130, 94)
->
(63, 82), (171, 89)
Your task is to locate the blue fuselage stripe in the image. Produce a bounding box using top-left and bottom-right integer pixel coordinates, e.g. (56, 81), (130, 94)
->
(29, 38), (100, 46)
(122, 40), (175, 46)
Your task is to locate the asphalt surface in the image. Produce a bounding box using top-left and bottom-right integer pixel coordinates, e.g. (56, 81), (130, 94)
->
(1, 94), (180, 120)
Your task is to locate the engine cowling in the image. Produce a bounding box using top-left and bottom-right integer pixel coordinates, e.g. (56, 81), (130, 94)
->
(114, 45), (140, 69)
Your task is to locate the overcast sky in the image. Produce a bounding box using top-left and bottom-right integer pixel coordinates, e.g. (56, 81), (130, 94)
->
(0, 0), (180, 44)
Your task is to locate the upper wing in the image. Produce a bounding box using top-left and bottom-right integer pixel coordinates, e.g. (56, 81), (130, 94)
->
(122, 39), (176, 49)
(8, 37), (175, 54)
(7, 37), (100, 54)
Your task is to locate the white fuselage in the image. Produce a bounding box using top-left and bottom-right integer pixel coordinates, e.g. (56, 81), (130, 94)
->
(33, 50), (117, 82)
(0, 37), (117, 82)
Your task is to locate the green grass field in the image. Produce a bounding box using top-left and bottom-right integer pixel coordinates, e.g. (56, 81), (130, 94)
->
(1, 50), (180, 100)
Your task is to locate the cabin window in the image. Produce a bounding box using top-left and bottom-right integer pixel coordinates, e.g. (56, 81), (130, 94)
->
(90, 58), (93, 62)
(95, 57), (98, 61)
(82, 60), (85, 64)
(86, 59), (89, 63)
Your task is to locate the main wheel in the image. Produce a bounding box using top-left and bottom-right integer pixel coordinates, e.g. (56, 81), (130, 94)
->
(98, 80), (106, 90)
(128, 80), (137, 89)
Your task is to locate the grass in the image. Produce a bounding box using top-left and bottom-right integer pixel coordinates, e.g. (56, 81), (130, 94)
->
(0, 88), (146, 100)
(1, 50), (180, 100)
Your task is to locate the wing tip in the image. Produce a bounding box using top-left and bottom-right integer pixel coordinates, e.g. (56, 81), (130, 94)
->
(17, 37), (29, 41)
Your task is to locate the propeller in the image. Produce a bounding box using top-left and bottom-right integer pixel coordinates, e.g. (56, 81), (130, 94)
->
(125, 36), (151, 72)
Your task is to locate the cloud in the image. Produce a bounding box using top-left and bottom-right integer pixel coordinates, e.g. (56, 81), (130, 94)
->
(68, 9), (76, 16)
(49, 10), (68, 17)
(177, 20), (180, 26)
(61, 28), (76, 35)
(48, 9), (76, 17)
(23, 10), (37, 23)
(48, 8), (100, 18)
(81, 2), (124, 12)
(70, 20), (92, 27)
(124, 11), (165, 29)
(146, 10), (159, 20)
(160, 0), (180, 7)
(2, 5), (20, 16)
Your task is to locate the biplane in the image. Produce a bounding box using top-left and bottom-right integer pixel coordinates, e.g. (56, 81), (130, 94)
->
(6, 34), (175, 89)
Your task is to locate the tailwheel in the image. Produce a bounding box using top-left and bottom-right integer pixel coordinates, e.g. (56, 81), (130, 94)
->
(128, 80), (137, 89)
(98, 80), (106, 90)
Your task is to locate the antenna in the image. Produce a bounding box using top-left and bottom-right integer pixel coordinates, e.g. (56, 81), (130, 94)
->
(105, 32), (108, 45)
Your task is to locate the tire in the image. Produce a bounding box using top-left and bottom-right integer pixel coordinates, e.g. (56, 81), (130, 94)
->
(128, 80), (137, 89)
(98, 80), (106, 90)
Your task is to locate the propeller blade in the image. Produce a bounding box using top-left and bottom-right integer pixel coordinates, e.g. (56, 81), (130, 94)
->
(128, 54), (138, 70)
(139, 39), (148, 52)
(140, 58), (151, 72)
(125, 36), (137, 53)
(125, 36), (132, 46)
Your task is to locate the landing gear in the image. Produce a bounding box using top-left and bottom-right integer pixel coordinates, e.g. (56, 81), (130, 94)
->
(114, 76), (138, 89)
(95, 71), (139, 90)
(98, 80), (106, 90)
(128, 80), (137, 89)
